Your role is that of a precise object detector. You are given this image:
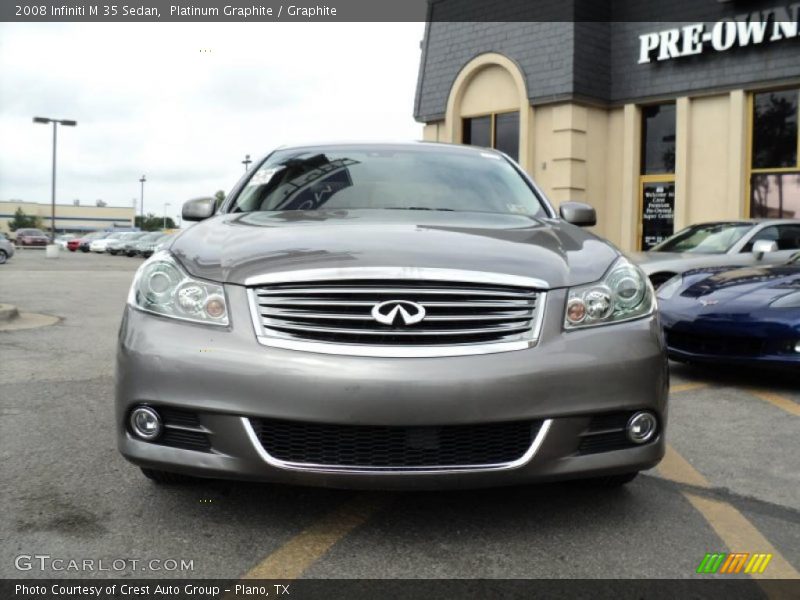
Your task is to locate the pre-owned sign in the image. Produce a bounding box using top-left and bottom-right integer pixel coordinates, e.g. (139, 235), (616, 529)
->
(638, 4), (800, 64)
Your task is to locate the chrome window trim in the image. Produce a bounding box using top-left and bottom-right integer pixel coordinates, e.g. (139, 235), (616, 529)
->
(244, 267), (550, 290)
(245, 267), (548, 357)
(242, 417), (552, 475)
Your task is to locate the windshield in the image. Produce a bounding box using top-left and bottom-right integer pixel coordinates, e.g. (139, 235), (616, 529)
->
(650, 222), (753, 253)
(231, 145), (547, 216)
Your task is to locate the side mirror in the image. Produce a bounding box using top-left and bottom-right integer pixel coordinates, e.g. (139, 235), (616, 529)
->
(752, 239), (778, 260)
(559, 202), (597, 227)
(182, 197), (216, 222)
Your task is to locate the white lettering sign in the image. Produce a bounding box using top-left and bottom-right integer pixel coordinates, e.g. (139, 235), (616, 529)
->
(638, 4), (800, 64)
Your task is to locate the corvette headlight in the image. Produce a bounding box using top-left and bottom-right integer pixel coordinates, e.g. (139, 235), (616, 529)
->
(656, 274), (683, 300)
(128, 251), (228, 326)
(770, 291), (800, 308)
(564, 257), (655, 329)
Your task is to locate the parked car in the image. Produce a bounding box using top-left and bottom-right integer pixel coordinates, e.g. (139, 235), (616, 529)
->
(90, 232), (126, 253)
(658, 250), (800, 369)
(78, 231), (109, 252)
(126, 232), (164, 257)
(67, 237), (84, 252)
(0, 233), (14, 264)
(14, 228), (49, 247)
(117, 142), (667, 488)
(631, 219), (800, 288)
(54, 234), (77, 249)
(139, 233), (175, 258)
(107, 232), (146, 255)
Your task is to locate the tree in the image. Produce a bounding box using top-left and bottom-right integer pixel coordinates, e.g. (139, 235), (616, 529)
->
(135, 213), (176, 231)
(8, 208), (44, 232)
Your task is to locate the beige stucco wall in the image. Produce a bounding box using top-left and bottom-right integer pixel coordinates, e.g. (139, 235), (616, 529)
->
(0, 201), (135, 234)
(422, 52), (759, 251)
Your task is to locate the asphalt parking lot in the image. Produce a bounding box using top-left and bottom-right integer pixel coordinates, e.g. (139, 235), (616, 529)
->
(1, 249), (798, 584)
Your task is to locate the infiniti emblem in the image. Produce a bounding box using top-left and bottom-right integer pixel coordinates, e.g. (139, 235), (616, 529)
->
(371, 300), (426, 326)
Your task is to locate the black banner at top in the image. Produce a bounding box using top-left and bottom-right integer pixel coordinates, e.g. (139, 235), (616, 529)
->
(3, 0), (798, 23)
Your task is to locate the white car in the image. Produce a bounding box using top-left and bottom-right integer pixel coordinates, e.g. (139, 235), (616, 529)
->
(89, 232), (124, 253)
(54, 234), (77, 249)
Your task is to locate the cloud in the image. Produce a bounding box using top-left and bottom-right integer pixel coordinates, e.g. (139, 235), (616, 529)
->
(0, 22), (425, 220)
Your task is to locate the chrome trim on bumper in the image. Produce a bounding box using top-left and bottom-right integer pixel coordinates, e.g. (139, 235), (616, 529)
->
(242, 417), (553, 475)
(244, 267), (550, 290)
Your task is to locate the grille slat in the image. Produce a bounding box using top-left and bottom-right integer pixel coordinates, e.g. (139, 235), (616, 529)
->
(251, 418), (542, 469)
(250, 276), (543, 349)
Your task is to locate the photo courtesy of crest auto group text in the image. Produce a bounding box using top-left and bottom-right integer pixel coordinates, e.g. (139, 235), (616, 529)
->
(0, 1), (798, 599)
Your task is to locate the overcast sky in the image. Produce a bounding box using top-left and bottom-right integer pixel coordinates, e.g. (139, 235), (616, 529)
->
(0, 22), (425, 222)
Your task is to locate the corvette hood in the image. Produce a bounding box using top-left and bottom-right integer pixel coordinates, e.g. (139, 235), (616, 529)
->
(168, 209), (619, 289)
(670, 264), (800, 311)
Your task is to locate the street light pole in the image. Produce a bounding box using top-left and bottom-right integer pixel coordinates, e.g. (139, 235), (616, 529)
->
(242, 154), (252, 172)
(163, 203), (171, 230)
(139, 175), (146, 229)
(33, 116), (77, 241)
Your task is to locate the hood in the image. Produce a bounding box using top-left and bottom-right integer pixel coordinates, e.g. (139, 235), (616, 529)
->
(168, 209), (620, 289)
(674, 264), (800, 311)
(629, 250), (736, 273)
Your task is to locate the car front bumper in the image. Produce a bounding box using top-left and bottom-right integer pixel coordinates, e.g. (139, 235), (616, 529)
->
(662, 314), (800, 369)
(116, 286), (668, 489)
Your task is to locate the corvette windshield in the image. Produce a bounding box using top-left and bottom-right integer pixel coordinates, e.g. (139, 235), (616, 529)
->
(231, 145), (547, 216)
(650, 223), (753, 253)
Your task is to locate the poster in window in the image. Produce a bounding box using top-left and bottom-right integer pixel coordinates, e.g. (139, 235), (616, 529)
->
(641, 182), (675, 250)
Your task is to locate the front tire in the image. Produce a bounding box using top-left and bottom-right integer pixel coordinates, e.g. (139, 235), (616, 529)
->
(140, 468), (195, 484)
(0, 250), (7, 264)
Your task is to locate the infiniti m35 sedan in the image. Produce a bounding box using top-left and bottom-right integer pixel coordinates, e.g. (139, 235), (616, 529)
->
(116, 142), (667, 489)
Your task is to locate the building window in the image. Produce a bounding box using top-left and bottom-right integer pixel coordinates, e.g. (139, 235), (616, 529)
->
(639, 103), (676, 250)
(641, 103), (676, 175)
(462, 112), (519, 161)
(750, 88), (800, 219)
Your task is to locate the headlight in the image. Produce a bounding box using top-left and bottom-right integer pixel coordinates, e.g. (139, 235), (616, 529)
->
(656, 274), (684, 300)
(564, 257), (655, 329)
(128, 251), (228, 326)
(770, 291), (800, 308)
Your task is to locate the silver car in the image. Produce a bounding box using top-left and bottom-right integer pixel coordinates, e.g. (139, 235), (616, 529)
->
(631, 220), (800, 287)
(0, 233), (14, 264)
(116, 142), (667, 489)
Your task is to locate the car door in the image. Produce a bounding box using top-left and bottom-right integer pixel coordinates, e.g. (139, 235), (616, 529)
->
(739, 224), (800, 264)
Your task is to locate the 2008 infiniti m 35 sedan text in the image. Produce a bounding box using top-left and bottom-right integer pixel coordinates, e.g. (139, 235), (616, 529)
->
(116, 142), (668, 489)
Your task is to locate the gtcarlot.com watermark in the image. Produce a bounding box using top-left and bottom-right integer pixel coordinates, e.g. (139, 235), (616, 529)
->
(15, 554), (194, 572)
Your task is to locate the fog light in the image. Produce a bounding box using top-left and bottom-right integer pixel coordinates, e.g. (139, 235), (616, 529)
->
(130, 406), (162, 440)
(626, 411), (657, 444)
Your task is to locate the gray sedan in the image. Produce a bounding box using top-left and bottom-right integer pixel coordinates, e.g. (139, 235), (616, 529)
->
(116, 142), (667, 490)
(631, 219), (800, 287)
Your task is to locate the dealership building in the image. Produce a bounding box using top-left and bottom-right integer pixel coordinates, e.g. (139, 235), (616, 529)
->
(0, 200), (135, 235)
(415, 2), (800, 250)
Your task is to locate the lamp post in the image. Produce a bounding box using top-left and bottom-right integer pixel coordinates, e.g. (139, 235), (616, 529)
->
(242, 154), (252, 172)
(139, 175), (146, 229)
(33, 116), (77, 241)
(163, 202), (171, 230)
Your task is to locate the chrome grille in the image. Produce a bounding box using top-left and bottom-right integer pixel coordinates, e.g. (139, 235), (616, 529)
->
(246, 269), (546, 357)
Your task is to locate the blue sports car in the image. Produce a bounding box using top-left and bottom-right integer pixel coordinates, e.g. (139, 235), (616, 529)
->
(657, 252), (800, 368)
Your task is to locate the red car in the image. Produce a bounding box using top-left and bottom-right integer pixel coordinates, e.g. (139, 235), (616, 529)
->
(67, 237), (83, 252)
(15, 228), (49, 247)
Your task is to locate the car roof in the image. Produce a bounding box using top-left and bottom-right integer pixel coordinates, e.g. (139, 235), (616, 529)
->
(687, 219), (800, 226)
(264, 140), (503, 158)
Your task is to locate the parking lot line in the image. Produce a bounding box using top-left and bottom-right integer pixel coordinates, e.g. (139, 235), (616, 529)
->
(670, 383), (708, 394)
(659, 445), (799, 581)
(240, 493), (386, 580)
(747, 389), (800, 417)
